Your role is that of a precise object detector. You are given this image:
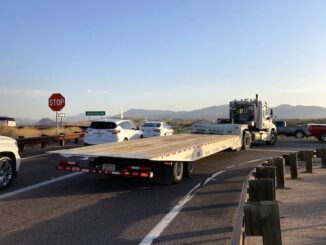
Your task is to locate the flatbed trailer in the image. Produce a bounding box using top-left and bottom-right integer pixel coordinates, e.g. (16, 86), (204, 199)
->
(51, 133), (245, 184)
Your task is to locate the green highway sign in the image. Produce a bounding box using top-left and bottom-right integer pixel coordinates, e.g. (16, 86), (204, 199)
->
(86, 111), (106, 116)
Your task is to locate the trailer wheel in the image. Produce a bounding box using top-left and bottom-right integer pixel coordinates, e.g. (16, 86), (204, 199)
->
(242, 132), (251, 150)
(318, 133), (326, 142)
(266, 132), (277, 145)
(172, 162), (184, 183)
(184, 162), (195, 178)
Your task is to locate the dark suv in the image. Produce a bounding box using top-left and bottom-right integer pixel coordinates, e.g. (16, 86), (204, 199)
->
(274, 120), (308, 138)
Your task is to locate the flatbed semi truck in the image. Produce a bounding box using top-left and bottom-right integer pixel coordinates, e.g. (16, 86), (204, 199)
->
(52, 95), (276, 184)
(52, 132), (245, 184)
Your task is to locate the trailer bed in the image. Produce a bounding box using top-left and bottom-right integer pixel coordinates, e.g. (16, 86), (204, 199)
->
(51, 134), (241, 162)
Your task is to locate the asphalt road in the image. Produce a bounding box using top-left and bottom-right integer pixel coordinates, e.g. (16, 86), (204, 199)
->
(0, 138), (324, 245)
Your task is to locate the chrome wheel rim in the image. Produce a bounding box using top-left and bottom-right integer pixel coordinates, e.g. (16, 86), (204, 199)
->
(0, 159), (13, 188)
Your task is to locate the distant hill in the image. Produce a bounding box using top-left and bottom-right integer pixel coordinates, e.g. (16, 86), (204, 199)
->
(122, 105), (229, 120)
(273, 104), (326, 119)
(37, 118), (55, 126)
(13, 104), (326, 126)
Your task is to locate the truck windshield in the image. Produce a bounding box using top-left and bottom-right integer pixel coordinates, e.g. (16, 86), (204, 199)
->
(90, 122), (117, 129)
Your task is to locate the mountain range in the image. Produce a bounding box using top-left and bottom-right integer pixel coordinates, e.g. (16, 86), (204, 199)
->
(118, 104), (326, 120)
(14, 104), (326, 125)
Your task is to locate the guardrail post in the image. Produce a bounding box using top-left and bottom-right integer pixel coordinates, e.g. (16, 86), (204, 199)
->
(316, 148), (326, 168)
(261, 201), (282, 245)
(59, 133), (65, 146)
(41, 134), (48, 148)
(255, 166), (276, 188)
(18, 136), (25, 152)
(297, 151), (305, 161)
(289, 153), (298, 179)
(59, 138), (65, 146)
(304, 151), (313, 173)
(73, 132), (80, 144)
(283, 154), (290, 166)
(248, 178), (275, 202)
(273, 157), (285, 188)
(244, 201), (282, 245)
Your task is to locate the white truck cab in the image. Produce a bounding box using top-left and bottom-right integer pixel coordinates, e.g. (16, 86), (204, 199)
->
(192, 95), (277, 147)
(0, 136), (21, 189)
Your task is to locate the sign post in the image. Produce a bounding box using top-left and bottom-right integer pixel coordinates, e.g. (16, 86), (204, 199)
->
(58, 113), (66, 132)
(49, 93), (65, 132)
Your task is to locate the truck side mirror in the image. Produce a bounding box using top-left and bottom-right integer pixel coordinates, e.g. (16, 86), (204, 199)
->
(270, 109), (274, 116)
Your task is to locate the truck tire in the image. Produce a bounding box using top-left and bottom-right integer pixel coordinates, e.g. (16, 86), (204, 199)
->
(295, 131), (304, 139)
(0, 156), (14, 190)
(172, 162), (184, 183)
(152, 162), (184, 185)
(242, 132), (251, 150)
(318, 133), (326, 142)
(266, 132), (277, 145)
(184, 162), (195, 178)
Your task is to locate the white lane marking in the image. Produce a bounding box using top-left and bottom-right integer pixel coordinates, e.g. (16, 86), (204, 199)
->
(226, 165), (235, 169)
(21, 153), (51, 160)
(0, 172), (83, 200)
(139, 179), (212, 245)
(238, 157), (270, 167)
(246, 157), (269, 163)
(203, 170), (225, 186)
(249, 149), (299, 153)
(140, 171), (226, 245)
(238, 162), (248, 167)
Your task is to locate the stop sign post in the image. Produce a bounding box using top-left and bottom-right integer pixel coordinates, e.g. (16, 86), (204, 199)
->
(49, 93), (65, 131)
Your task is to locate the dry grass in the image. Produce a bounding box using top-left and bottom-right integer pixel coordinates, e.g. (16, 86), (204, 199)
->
(0, 126), (83, 139)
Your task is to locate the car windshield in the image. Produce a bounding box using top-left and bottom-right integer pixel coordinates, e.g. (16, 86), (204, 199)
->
(143, 123), (161, 127)
(90, 121), (117, 129)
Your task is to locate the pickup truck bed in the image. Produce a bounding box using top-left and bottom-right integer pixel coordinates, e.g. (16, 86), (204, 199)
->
(308, 124), (326, 142)
(51, 134), (241, 162)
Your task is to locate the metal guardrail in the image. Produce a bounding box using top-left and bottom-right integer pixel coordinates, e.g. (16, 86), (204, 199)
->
(17, 132), (84, 152)
(233, 148), (326, 245)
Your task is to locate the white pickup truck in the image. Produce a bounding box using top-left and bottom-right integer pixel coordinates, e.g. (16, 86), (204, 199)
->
(0, 136), (21, 189)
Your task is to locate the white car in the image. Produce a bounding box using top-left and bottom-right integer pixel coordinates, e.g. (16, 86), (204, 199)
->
(84, 119), (143, 145)
(0, 136), (21, 190)
(140, 121), (174, 138)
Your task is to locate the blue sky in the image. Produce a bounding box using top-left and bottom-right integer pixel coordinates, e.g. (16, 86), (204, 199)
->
(1, 0), (326, 119)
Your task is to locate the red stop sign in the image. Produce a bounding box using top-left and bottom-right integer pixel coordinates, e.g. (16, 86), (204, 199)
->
(49, 93), (65, 111)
